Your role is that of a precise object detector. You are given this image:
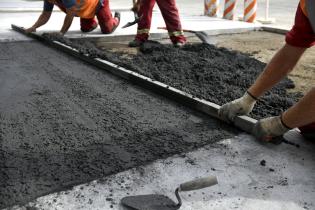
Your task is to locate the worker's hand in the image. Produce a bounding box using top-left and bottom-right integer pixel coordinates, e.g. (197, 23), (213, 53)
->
(218, 92), (257, 123)
(131, 0), (141, 13)
(25, 26), (36, 33)
(252, 116), (291, 142)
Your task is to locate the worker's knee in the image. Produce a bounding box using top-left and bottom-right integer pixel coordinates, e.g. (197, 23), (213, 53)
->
(100, 27), (111, 34)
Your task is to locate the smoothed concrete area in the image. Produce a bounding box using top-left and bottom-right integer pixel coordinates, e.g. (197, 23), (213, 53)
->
(13, 131), (315, 210)
(0, 41), (235, 208)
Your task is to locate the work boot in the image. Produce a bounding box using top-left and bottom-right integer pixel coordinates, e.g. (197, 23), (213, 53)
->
(171, 35), (187, 48)
(128, 39), (145, 47)
(110, 12), (120, 33)
(173, 41), (186, 48)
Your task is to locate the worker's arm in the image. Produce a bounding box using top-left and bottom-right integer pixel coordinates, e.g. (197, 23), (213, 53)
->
(248, 44), (306, 98)
(59, 7), (76, 35)
(25, 11), (52, 33)
(282, 87), (315, 128)
(253, 87), (315, 141)
(218, 43), (306, 122)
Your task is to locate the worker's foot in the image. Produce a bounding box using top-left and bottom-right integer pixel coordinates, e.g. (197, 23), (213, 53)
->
(110, 12), (120, 34)
(81, 20), (98, 33)
(173, 41), (186, 48)
(128, 39), (145, 47)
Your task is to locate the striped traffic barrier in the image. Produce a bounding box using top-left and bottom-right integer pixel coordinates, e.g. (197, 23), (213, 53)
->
(204, 0), (220, 17)
(244, 0), (257, 22)
(223, 0), (237, 20)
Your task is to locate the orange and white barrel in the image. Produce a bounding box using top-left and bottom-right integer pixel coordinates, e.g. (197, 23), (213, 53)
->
(223, 0), (237, 20)
(204, 0), (220, 17)
(244, 0), (257, 22)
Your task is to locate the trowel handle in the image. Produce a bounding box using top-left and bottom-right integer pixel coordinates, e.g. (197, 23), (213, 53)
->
(179, 176), (218, 192)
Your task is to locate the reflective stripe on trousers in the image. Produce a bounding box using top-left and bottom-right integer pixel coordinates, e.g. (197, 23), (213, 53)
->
(137, 28), (150, 34)
(168, 30), (184, 37)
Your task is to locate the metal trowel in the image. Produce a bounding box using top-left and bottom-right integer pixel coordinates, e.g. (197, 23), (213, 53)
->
(121, 176), (218, 210)
(122, 13), (142, 29)
(122, 0), (142, 29)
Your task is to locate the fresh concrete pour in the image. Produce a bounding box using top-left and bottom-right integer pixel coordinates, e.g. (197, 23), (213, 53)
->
(0, 41), (235, 208)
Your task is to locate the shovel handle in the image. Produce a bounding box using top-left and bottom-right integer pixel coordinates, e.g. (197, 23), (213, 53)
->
(157, 27), (195, 34)
(179, 176), (218, 192)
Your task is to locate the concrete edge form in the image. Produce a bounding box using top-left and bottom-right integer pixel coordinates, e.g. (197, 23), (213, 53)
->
(11, 24), (259, 135)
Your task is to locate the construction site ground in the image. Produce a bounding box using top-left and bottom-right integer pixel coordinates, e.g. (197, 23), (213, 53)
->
(2, 30), (314, 210)
(93, 31), (315, 95)
(1, 1), (315, 209)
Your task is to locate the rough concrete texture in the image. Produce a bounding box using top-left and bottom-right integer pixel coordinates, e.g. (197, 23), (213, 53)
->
(46, 35), (301, 120)
(0, 41), (236, 208)
(16, 132), (315, 210)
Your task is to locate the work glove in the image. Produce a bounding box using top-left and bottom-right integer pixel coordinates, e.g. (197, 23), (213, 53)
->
(252, 115), (291, 142)
(218, 91), (257, 123)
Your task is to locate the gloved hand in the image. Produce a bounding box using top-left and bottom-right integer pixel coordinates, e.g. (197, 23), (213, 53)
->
(252, 116), (291, 142)
(218, 91), (257, 123)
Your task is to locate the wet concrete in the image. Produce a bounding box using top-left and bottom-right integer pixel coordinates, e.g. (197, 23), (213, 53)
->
(48, 35), (300, 120)
(0, 41), (236, 208)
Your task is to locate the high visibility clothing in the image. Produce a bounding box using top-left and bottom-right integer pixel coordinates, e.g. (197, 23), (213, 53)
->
(44, 0), (100, 19)
(43, 0), (119, 34)
(285, 3), (315, 48)
(135, 0), (186, 44)
(300, 0), (315, 32)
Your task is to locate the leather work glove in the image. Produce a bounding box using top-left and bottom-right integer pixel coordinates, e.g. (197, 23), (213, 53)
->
(252, 116), (291, 142)
(218, 91), (257, 123)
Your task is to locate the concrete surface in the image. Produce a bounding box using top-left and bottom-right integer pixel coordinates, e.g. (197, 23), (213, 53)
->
(0, 40), (237, 208)
(10, 131), (315, 210)
(1, 1), (314, 210)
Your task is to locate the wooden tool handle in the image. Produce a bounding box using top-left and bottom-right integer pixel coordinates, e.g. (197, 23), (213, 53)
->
(179, 176), (218, 192)
(157, 27), (195, 34)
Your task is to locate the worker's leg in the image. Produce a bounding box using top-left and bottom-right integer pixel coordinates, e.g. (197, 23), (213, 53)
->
(130, 0), (156, 47)
(96, 0), (120, 34)
(156, 0), (186, 45)
(80, 17), (98, 32)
